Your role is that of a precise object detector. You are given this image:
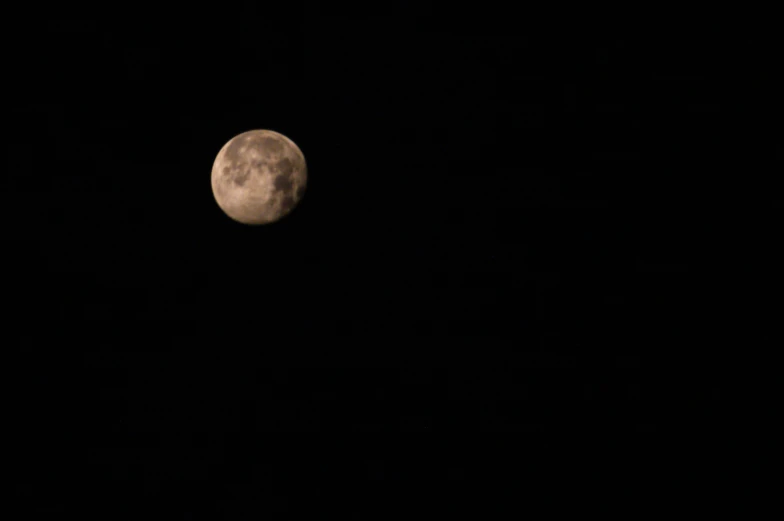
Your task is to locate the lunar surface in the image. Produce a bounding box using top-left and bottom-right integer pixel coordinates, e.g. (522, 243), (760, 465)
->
(211, 129), (307, 225)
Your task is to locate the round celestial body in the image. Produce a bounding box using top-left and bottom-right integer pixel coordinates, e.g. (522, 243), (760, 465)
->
(211, 129), (307, 225)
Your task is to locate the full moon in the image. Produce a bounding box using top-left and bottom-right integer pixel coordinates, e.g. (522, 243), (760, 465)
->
(211, 129), (307, 225)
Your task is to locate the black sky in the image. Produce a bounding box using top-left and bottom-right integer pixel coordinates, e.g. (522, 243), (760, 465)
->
(6, 11), (742, 519)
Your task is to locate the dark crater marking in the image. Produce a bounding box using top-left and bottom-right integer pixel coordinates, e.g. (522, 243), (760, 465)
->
(259, 136), (284, 155)
(273, 172), (294, 192)
(281, 196), (295, 212)
(276, 157), (294, 177)
(233, 167), (251, 187)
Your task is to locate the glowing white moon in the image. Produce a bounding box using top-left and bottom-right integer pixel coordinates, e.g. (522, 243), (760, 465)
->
(211, 129), (307, 225)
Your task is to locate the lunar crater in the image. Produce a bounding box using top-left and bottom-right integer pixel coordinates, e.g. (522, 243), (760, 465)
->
(233, 168), (251, 186)
(280, 196), (295, 212)
(259, 137), (284, 154)
(273, 173), (294, 192)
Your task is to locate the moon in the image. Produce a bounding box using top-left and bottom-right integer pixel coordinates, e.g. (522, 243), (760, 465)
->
(211, 129), (307, 225)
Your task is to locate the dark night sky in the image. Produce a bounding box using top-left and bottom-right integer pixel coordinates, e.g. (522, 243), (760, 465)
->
(6, 10), (745, 520)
